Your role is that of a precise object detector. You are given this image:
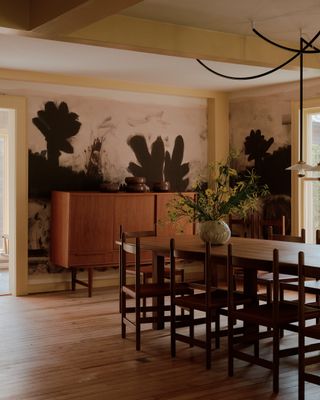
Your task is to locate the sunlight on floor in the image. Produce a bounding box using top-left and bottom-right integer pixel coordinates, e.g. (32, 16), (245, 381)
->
(0, 270), (9, 295)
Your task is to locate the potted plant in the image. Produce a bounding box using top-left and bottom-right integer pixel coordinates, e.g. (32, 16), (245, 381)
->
(167, 155), (269, 244)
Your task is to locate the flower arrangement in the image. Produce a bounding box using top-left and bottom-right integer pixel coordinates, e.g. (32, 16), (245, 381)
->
(167, 156), (269, 225)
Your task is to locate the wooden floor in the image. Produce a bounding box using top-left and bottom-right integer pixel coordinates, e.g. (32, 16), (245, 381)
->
(1, 287), (320, 400)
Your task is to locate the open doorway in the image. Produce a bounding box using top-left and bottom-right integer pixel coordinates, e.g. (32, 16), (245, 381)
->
(0, 96), (28, 296)
(0, 125), (9, 294)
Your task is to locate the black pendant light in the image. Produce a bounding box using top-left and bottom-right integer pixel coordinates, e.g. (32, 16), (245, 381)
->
(197, 26), (320, 178)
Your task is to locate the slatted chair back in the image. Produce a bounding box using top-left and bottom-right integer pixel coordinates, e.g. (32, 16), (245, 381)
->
(170, 238), (209, 302)
(118, 226), (156, 311)
(267, 226), (306, 243)
(229, 213), (255, 238)
(258, 215), (285, 239)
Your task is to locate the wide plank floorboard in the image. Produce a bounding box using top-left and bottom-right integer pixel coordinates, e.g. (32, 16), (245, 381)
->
(0, 287), (320, 399)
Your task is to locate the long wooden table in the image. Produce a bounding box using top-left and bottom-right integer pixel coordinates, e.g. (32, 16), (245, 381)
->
(134, 235), (320, 329)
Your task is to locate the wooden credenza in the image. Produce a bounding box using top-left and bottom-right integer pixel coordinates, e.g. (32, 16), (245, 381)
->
(50, 191), (194, 270)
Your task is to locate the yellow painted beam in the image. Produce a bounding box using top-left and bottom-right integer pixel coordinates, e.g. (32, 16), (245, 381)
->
(0, 67), (217, 99)
(0, 0), (29, 29)
(70, 15), (320, 70)
(30, 0), (88, 29)
(30, 0), (144, 34)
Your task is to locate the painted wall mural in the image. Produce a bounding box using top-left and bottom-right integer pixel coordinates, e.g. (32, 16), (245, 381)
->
(230, 95), (292, 233)
(28, 93), (207, 274)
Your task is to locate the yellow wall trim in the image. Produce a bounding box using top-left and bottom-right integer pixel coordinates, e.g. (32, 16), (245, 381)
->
(0, 67), (219, 99)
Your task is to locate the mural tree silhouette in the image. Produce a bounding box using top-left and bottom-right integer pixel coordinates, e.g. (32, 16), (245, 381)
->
(244, 129), (274, 174)
(32, 101), (81, 169)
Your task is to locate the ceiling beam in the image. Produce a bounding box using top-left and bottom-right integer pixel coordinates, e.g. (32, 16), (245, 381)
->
(69, 15), (320, 70)
(29, 0), (144, 34)
(0, 0), (29, 30)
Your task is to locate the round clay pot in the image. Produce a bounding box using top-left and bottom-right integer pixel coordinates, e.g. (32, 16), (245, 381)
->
(126, 183), (148, 192)
(153, 181), (170, 192)
(100, 182), (120, 192)
(125, 176), (146, 185)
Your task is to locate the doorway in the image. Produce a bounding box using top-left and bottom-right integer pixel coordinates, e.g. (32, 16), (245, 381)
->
(0, 96), (28, 296)
(0, 126), (9, 294)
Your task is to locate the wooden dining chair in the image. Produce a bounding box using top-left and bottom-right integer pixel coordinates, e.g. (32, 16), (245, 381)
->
(119, 225), (185, 314)
(228, 213), (255, 290)
(228, 213), (255, 238)
(121, 225), (185, 285)
(280, 229), (320, 313)
(170, 238), (249, 369)
(257, 214), (286, 239)
(298, 251), (320, 400)
(257, 219), (302, 304)
(227, 244), (320, 393)
(120, 231), (192, 351)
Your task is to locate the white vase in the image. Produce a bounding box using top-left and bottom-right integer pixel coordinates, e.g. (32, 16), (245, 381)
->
(199, 220), (231, 245)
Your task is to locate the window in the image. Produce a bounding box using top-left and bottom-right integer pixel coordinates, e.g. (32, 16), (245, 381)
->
(301, 107), (320, 242)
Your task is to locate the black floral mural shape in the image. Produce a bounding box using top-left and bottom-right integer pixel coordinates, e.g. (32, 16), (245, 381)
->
(29, 101), (104, 198)
(164, 135), (189, 192)
(127, 135), (165, 188)
(127, 134), (189, 191)
(32, 101), (81, 169)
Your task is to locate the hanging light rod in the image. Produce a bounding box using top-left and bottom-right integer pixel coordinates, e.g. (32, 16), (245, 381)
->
(197, 26), (320, 178)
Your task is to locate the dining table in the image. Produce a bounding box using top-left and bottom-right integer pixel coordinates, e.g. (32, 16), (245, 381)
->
(129, 234), (320, 329)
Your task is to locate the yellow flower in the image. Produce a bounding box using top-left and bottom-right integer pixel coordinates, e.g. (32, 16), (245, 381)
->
(205, 188), (213, 197)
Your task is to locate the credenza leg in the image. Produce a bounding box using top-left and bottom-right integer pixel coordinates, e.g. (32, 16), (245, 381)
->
(88, 268), (93, 297)
(71, 268), (77, 291)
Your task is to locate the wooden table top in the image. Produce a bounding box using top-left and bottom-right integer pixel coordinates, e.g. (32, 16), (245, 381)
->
(137, 235), (320, 277)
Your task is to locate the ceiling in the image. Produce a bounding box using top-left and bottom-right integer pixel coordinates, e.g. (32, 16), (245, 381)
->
(1, 0), (320, 93)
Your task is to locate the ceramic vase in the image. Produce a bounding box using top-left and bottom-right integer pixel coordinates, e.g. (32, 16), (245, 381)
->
(199, 220), (231, 245)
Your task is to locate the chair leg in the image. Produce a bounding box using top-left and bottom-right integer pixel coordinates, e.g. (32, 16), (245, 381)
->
(143, 274), (147, 318)
(88, 268), (93, 297)
(266, 283), (272, 333)
(206, 311), (212, 370)
(298, 325), (305, 400)
(71, 268), (77, 291)
(266, 282), (272, 304)
(273, 327), (280, 393)
(189, 309), (194, 347)
(228, 312), (234, 377)
(171, 303), (176, 358)
(254, 338), (259, 358)
(180, 270), (185, 317)
(215, 312), (220, 349)
(136, 296), (141, 351)
(121, 291), (126, 339)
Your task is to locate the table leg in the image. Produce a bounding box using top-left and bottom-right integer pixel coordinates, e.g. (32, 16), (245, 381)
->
(243, 268), (259, 336)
